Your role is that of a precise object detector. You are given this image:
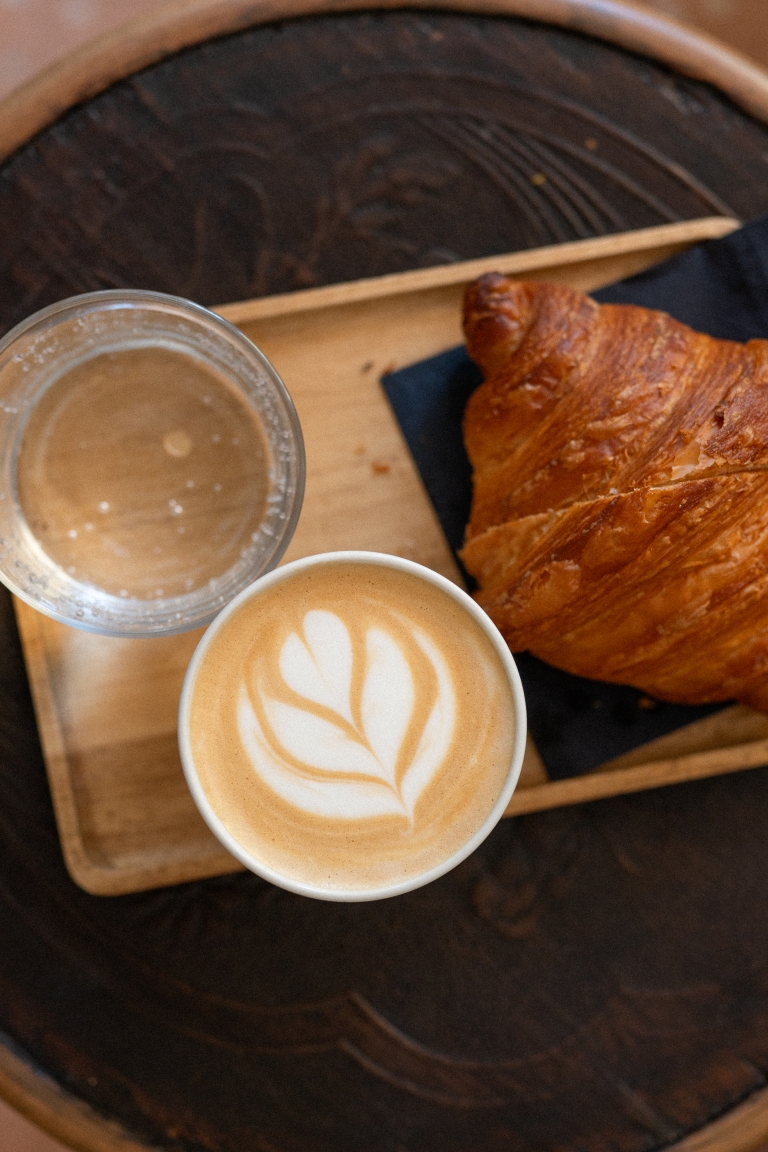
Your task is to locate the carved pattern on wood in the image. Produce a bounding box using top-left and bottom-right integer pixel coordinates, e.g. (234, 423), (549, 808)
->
(0, 66), (748, 332)
(471, 808), (587, 938)
(90, 90), (738, 290)
(3, 11), (768, 1152)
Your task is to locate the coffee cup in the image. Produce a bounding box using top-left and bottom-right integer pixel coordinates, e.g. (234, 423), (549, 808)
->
(178, 551), (526, 901)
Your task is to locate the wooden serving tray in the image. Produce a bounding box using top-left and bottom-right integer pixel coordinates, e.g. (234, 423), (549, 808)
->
(17, 214), (768, 897)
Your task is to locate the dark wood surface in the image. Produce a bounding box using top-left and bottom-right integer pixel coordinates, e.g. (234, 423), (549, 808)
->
(4, 9), (768, 1151)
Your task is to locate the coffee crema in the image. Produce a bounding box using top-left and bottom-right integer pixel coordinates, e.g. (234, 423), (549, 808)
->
(184, 559), (519, 894)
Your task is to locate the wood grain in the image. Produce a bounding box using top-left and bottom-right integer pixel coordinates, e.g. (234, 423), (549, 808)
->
(2, 0), (768, 169)
(0, 1042), (148, 1152)
(3, 8), (768, 1152)
(219, 216), (741, 323)
(671, 1085), (768, 1152)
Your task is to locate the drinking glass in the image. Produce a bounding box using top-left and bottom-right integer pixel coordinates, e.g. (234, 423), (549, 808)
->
(0, 290), (305, 636)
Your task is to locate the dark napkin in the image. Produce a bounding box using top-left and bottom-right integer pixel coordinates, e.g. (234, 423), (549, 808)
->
(382, 215), (768, 780)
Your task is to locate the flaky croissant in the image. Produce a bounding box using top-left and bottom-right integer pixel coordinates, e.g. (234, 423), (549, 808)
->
(460, 274), (768, 711)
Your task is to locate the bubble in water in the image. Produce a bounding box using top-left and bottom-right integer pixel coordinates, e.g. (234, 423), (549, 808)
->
(163, 430), (193, 458)
(98, 501), (109, 513)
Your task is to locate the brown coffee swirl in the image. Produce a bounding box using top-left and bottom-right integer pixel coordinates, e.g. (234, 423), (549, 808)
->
(186, 560), (518, 893)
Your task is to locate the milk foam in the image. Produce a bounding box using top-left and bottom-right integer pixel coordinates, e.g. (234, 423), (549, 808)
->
(186, 560), (519, 894)
(236, 609), (456, 821)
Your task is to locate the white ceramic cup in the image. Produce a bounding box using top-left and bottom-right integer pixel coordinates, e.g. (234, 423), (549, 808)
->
(178, 551), (527, 901)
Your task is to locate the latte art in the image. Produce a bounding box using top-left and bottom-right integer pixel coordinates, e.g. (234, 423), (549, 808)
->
(237, 609), (456, 821)
(181, 555), (523, 898)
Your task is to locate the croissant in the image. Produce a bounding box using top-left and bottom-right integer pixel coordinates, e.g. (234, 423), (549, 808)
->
(460, 274), (768, 711)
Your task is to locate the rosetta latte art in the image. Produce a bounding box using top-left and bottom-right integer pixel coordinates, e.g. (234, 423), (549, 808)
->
(185, 559), (520, 894)
(237, 609), (456, 821)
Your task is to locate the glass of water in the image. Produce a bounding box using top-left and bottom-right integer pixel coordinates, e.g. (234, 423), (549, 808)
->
(0, 290), (305, 636)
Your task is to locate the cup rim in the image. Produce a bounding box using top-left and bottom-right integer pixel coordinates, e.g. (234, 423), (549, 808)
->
(0, 289), (305, 636)
(178, 550), (528, 902)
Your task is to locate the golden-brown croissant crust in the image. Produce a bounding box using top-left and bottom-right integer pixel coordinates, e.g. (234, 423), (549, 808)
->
(460, 274), (768, 711)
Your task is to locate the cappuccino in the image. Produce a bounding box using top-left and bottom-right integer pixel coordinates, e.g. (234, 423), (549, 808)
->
(179, 553), (525, 899)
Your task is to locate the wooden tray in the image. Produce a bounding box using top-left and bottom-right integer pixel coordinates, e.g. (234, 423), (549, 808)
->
(17, 214), (768, 897)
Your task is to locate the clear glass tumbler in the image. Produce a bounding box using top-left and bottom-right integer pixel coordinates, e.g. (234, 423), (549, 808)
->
(0, 290), (305, 636)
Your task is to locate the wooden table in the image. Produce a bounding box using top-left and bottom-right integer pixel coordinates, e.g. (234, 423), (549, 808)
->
(4, 2), (768, 1149)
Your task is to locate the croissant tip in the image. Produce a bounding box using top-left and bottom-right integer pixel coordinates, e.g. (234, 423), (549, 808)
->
(464, 271), (513, 304)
